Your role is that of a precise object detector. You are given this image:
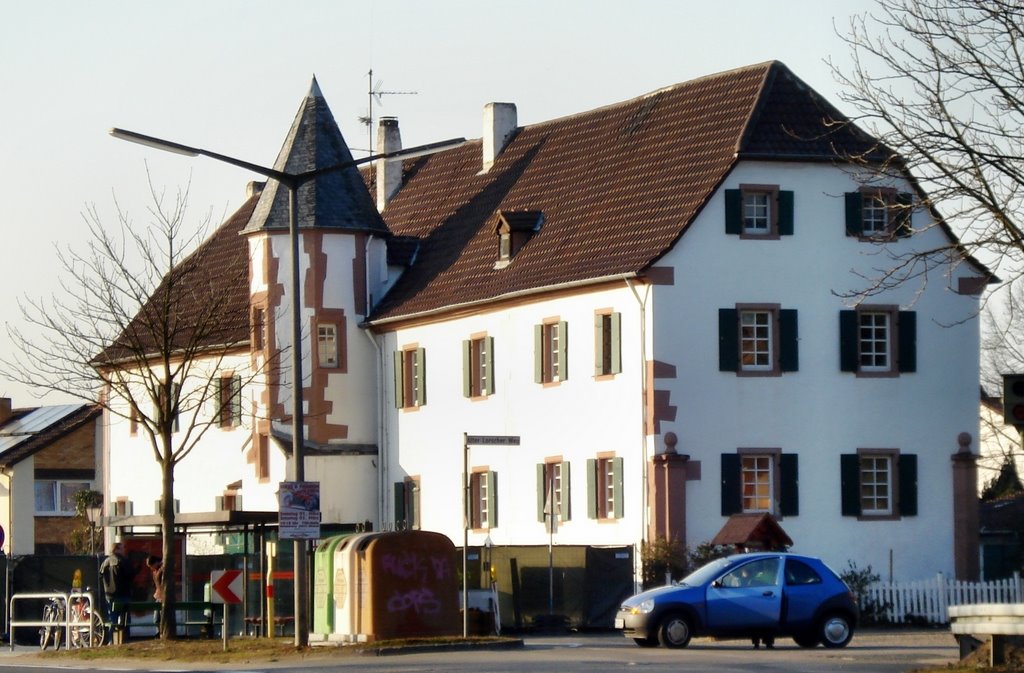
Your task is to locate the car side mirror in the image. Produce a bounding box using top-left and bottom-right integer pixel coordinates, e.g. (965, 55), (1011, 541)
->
(711, 580), (722, 589)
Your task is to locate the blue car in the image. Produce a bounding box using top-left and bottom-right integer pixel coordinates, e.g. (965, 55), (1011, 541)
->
(616, 553), (858, 649)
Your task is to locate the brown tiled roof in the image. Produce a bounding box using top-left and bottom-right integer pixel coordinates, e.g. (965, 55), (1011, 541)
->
(367, 61), (878, 324)
(710, 513), (794, 549)
(96, 192), (259, 364)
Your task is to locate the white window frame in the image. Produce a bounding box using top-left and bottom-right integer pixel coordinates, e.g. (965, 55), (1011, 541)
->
(741, 455), (774, 513)
(859, 454), (893, 516)
(743, 190), (771, 234)
(34, 480), (91, 516)
(317, 323), (339, 368)
(858, 310), (891, 372)
(740, 309), (774, 372)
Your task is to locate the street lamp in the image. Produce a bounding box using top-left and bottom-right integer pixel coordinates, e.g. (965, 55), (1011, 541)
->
(85, 503), (102, 557)
(110, 126), (463, 646)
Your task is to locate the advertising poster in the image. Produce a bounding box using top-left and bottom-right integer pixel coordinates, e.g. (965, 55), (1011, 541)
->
(278, 481), (321, 540)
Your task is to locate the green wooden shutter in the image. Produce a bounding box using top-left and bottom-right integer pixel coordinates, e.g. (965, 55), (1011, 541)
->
(840, 454), (861, 516)
(586, 459), (597, 519)
(394, 481), (407, 528)
(560, 461), (571, 521)
(610, 312), (621, 374)
(613, 457), (624, 519)
(484, 337), (495, 394)
(721, 453), (741, 515)
(230, 375), (242, 425)
(719, 309), (738, 372)
(415, 348), (427, 406)
(462, 340), (472, 398)
(845, 192), (863, 236)
(779, 309), (799, 372)
(777, 190), (794, 236)
(558, 320), (569, 381)
(898, 454), (918, 517)
(897, 311), (917, 373)
(839, 311), (859, 372)
(393, 351), (405, 408)
(594, 314), (605, 376)
(725, 189), (742, 234)
(894, 193), (914, 237)
(534, 324), (544, 383)
(780, 454), (799, 516)
(486, 471), (498, 528)
(537, 464), (547, 522)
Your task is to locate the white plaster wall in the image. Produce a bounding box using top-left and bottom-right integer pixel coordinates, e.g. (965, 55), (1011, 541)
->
(653, 161), (981, 580)
(381, 284), (650, 551)
(307, 454), (377, 524)
(0, 459), (36, 555)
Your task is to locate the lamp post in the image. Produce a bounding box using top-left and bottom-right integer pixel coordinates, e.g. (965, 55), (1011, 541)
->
(110, 127), (463, 646)
(85, 504), (102, 557)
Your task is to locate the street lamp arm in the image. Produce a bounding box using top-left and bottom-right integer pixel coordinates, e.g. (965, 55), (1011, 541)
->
(109, 128), (294, 184)
(293, 137), (467, 183)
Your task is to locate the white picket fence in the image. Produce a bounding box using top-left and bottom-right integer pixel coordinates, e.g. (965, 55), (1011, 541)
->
(862, 572), (1023, 624)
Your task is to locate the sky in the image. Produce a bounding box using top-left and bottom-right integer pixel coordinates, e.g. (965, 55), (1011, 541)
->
(1, 0), (875, 404)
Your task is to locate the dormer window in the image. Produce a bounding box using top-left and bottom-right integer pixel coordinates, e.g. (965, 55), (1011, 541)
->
(494, 210), (543, 268)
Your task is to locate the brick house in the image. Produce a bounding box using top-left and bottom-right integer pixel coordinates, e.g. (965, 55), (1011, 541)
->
(0, 398), (102, 555)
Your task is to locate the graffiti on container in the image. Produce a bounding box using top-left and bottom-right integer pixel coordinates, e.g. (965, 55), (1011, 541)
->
(387, 587), (441, 615)
(381, 551), (451, 583)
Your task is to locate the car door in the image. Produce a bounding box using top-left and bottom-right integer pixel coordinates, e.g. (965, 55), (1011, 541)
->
(705, 557), (782, 632)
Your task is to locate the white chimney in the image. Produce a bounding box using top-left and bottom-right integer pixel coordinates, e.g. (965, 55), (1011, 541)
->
(376, 117), (403, 211)
(482, 102), (517, 172)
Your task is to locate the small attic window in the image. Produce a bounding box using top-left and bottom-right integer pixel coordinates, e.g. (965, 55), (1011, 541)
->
(494, 210), (543, 269)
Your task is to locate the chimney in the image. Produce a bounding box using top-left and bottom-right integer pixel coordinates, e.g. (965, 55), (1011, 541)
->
(0, 398), (11, 424)
(246, 181), (265, 199)
(376, 117), (403, 211)
(482, 102), (517, 172)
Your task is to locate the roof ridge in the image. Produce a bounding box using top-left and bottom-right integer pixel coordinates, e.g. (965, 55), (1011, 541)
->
(504, 61), (780, 139)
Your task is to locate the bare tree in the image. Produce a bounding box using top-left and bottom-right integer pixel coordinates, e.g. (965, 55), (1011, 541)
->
(831, 0), (1023, 291)
(1, 177), (265, 639)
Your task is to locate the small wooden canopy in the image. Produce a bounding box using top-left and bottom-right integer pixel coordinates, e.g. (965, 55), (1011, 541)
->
(711, 513), (793, 552)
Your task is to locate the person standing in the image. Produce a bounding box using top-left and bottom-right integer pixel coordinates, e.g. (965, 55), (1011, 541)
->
(99, 543), (132, 643)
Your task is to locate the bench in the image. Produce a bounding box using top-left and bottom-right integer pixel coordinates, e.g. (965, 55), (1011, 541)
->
(243, 615), (294, 637)
(948, 603), (1024, 666)
(110, 600), (215, 642)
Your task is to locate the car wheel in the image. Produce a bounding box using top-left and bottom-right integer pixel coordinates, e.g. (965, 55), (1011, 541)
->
(657, 613), (692, 649)
(633, 637), (658, 647)
(792, 632), (819, 648)
(818, 613), (853, 648)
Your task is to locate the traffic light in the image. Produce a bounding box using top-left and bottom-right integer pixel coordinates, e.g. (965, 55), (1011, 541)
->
(1003, 374), (1024, 427)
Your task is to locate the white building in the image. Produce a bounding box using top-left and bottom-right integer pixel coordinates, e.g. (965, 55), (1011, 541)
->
(104, 62), (989, 621)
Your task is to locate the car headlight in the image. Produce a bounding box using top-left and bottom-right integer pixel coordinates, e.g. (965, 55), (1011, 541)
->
(629, 599), (655, 615)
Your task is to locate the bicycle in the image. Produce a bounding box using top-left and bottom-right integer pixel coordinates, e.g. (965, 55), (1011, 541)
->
(39, 589), (107, 650)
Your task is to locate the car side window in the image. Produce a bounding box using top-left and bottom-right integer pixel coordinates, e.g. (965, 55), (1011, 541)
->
(720, 558), (780, 588)
(784, 559), (822, 585)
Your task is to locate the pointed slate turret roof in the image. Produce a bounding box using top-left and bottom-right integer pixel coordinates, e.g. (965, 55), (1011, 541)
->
(243, 77), (388, 235)
(367, 61), (886, 324)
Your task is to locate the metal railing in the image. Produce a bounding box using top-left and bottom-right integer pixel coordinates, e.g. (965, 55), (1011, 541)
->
(9, 590), (99, 650)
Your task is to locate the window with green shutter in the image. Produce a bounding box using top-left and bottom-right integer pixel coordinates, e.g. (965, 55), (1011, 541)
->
(722, 451), (799, 517)
(840, 451), (916, 518)
(587, 456), (623, 519)
(839, 308), (916, 375)
(536, 461), (571, 523)
(535, 320), (568, 383)
(724, 186), (793, 237)
(470, 470), (498, 529)
(718, 305), (798, 375)
(463, 336), (495, 398)
(395, 347), (427, 408)
(594, 311), (621, 376)
(845, 190), (914, 238)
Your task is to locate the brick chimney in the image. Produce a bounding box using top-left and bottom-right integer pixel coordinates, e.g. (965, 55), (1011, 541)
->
(0, 398), (11, 424)
(482, 102), (517, 172)
(376, 117), (403, 211)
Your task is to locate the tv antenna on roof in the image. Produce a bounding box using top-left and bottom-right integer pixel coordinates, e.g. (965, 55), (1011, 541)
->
(359, 69), (417, 155)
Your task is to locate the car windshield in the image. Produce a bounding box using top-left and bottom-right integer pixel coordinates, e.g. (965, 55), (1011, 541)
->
(677, 556), (736, 586)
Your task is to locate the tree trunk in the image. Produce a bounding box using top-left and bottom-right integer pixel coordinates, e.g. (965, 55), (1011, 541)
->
(158, 441), (177, 640)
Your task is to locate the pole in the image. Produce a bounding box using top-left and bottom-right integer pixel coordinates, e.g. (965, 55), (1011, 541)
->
(286, 182), (309, 648)
(548, 472), (554, 616)
(462, 432), (468, 638)
(222, 604), (228, 651)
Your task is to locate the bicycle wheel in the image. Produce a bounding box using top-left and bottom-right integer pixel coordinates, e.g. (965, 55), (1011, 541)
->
(82, 610), (106, 647)
(39, 603), (61, 650)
